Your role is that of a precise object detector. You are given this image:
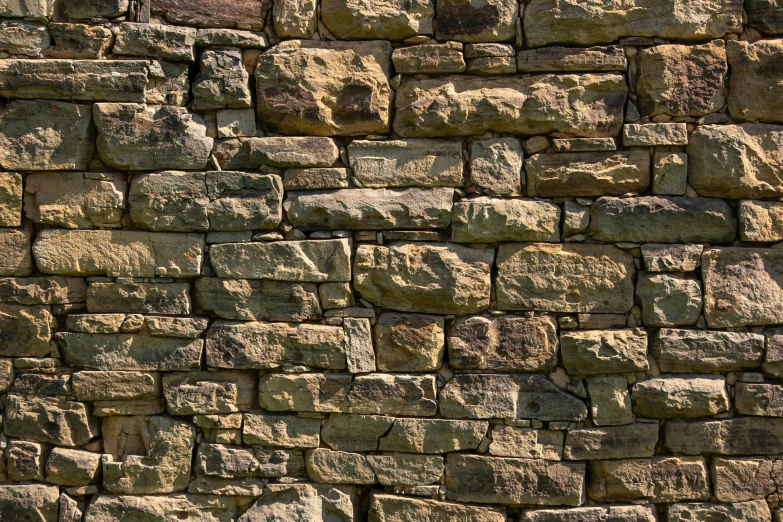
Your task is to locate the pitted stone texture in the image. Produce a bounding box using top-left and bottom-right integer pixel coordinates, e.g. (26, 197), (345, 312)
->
(451, 197), (560, 243)
(321, 0), (434, 40)
(435, 0), (517, 42)
(354, 243), (493, 315)
(348, 139), (463, 188)
(394, 74), (626, 138)
(256, 40), (391, 136)
(496, 243), (635, 313)
(652, 329), (765, 373)
(369, 494), (505, 522)
(728, 39), (783, 123)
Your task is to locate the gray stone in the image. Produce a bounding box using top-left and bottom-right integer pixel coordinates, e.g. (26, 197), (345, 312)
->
(665, 417), (783, 455)
(564, 424), (659, 460)
(517, 46), (627, 72)
(652, 329), (765, 372)
(113, 23), (196, 62)
(635, 273), (703, 327)
(469, 137), (523, 196)
(451, 197), (561, 243)
(194, 278), (321, 322)
(348, 139), (463, 188)
(4, 394), (99, 446)
(631, 375), (729, 418)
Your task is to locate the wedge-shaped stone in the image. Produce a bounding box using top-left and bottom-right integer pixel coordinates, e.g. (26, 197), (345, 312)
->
(0, 485), (59, 522)
(703, 248), (783, 327)
(394, 74), (626, 138)
(238, 484), (356, 522)
(348, 139), (463, 188)
(688, 124), (783, 198)
(0, 304), (55, 357)
(0, 60), (148, 101)
(369, 494), (505, 522)
(728, 40), (783, 123)
(321, 0), (433, 40)
(0, 229), (32, 276)
(440, 373), (588, 421)
(561, 329), (647, 375)
(517, 46), (627, 72)
(666, 417), (783, 455)
(256, 40), (391, 136)
(0, 100), (94, 170)
(668, 501), (771, 522)
(652, 329), (764, 372)
(5, 394), (99, 446)
(588, 456), (710, 503)
(354, 243), (493, 314)
(448, 315), (558, 371)
(163, 371), (255, 415)
(564, 424), (658, 460)
(735, 383), (783, 417)
(85, 494), (236, 522)
(526, 152), (649, 197)
(87, 282), (191, 315)
(210, 239), (351, 282)
(57, 332), (203, 371)
(522, 505), (657, 522)
(524, 0), (743, 47)
(243, 413), (321, 448)
(451, 197), (560, 243)
(711, 457), (783, 502)
(631, 376), (728, 418)
(379, 419), (487, 453)
(34, 229), (203, 278)
(25, 172), (125, 229)
(113, 22), (195, 62)
(205, 320), (345, 370)
(590, 196), (736, 243)
(213, 137), (339, 169)
(94, 103), (212, 170)
(375, 313), (444, 372)
(445, 455), (585, 505)
(194, 278), (321, 322)
(488, 426), (563, 460)
(285, 188), (453, 230)
(496, 243), (635, 313)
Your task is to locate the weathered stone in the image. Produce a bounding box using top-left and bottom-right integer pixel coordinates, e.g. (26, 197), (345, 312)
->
(47, 23), (113, 59)
(0, 100), (94, 171)
(653, 151), (688, 196)
(213, 137), (339, 169)
(210, 239), (350, 282)
(24, 172), (125, 229)
(193, 49), (252, 110)
(435, 0), (516, 42)
(305, 448), (376, 484)
(451, 197), (561, 243)
(728, 40), (783, 123)
(46, 447), (101, 486)
(440, 373), (588, 421)
(668, 501), (771, 522)
(0, 21), (50, 56)
(57, 332), (203, 371)
(652, 329), (765, 372)
(488, 426), (563, 460)
(444, 455), (585, 505)
(87, 282), (191, 315)
(642, 244), (703, 273)
(321, 0), (433, 40)
(666, 417), (783, 455)
(448, 315), (558, 371)
(469, 137), (523, 196)
(354, 243), (493, 314)
(526, 151), (649, 197)
(113, 23), (195, 62)
(746, 0), (783, 34)
(94, 103), (212, 171)
(589, 196), (736, 243)
(587, 376), (633, 427)
(637, 41), (727, 117)
(394, 74), (626, 138)
(496, 243), (635, 313)
(84, 494), (236, 522)
(565, 424), (658, 460)
(635, 273), (703, 327)
(369, 494), (506, 522)
(273, 0), (316, 38)
(392, 42), (465, 74)
(561, 329), (648, 375)
(631, 375), (728, 418)
(163, 371), (255, 415)
(72, 370), (161, 401)
(711, 457), (782, 502)
(194, 278), (321, 322)
(740, 200), (783, 242)
(238, 484), (356, 522)
(33, 230), (204, 277)
(516, 46), (627, 72)
(367, 454), (444, 485)
(0, 304), (55, 357)
(688, 124), (783, 198)
(0, 229), (32, 277)
(380, 418), (487, 453)
(0, 485), (59, 522)
(735, 382), (783, 417)
(523, 0), (743, 47)
(243, 413), (320, 448)
(522, 505), (658, 522)
(348, 139), (463, 188)
(256, 40), (391, 136)
(321, 414), (394, 452)
(283, 168), (349, 190)
(4, 394), (99, 446)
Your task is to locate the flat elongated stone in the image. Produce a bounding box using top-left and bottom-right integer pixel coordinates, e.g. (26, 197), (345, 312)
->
(631, 376), (729, 418)
(380, 419), (487, 453)
(94, 103), (212, 170)
(496, 243), (635, 313)
(87, 282), (191, 315)
(213, 137), (339, 169)
(521, 505), (658, 522)
(194, 278), (321, 322)
(5, 394), (99, 446)
(375, 313), (444, 372)
(448, 315), (558, 371)
(348, 139), (463, 188)
(666, 417), (783, 455)
(652, 329), (765, 372)
(735, 383), (783, 417)
(0, 304), (55, 357)
(354, 243), (493, 314)
(526, 151), (649, 197)
(668, 501), (771, 522)
(445, 455), (585, 506)
(239, 484), (356, 522)
(0, 485), (59, 522)
(451, 197), (560, 243)
(590, 196), (736, 243)
(85, 494), (236, 522)
(524, 0), (743, 47)
(0, 100), (94, 171)
(728, 40), (783, 123)
(256, 41), (391, 136)
(33, 230), (204, 277)
(243, 413), (320, 448)
(284, 188), (453, 230)
(688, 124), (783, 198)
(564, 424), (658, 460)
(517, 46), (627, 72)
(113, 23), (196, 62)
(210, 239), (351, 282)
(561, 329), (648, 375)
(57, 332), (203, 371)
(369, 494), (505, 522)
(321, 0), (433, 40)
(394, 74), (626, 138)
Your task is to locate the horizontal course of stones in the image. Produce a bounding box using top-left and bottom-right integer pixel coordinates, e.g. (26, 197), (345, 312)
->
(1, 0), (783, 521)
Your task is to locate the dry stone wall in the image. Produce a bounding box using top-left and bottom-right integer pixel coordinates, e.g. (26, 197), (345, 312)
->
(0, 0), (782, 520)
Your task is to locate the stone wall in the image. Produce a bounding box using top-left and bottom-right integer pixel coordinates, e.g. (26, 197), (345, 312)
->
(0, 0), (782, 520)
